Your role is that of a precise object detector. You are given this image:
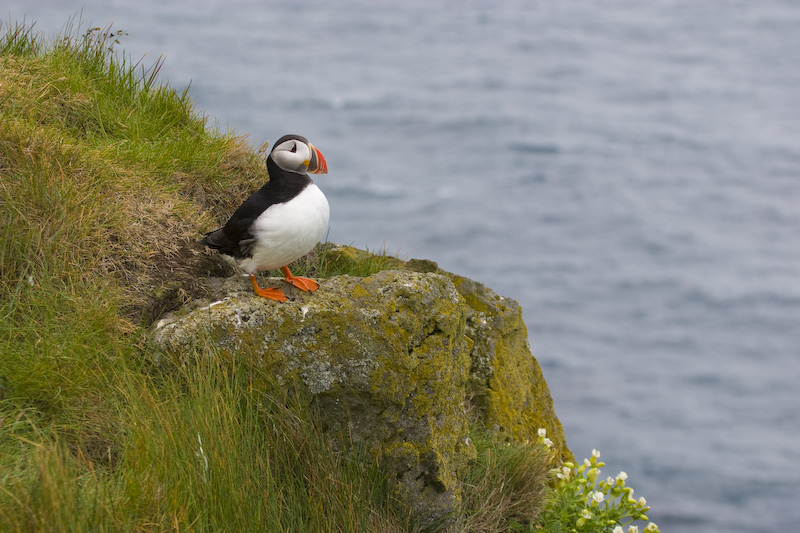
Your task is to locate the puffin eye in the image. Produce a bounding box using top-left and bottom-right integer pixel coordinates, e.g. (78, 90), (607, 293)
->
(290, 143), (297, 153)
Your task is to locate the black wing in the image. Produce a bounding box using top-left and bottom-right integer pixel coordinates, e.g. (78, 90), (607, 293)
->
(200, 176), (311, 259)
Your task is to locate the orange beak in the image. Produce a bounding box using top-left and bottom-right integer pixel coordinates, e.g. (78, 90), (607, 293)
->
(307, 143), (328, 174)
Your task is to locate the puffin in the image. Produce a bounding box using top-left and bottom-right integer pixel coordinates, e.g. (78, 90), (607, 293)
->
(201, 134), (329, 303)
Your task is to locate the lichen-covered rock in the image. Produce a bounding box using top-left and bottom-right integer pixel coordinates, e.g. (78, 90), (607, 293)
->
(446, 274), (571, 461)
(151, 247), (573, 525)
(325, 245), (573, 461)
(152, 270), (475, 526)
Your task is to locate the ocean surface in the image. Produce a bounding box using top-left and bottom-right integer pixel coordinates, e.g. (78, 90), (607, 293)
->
(7, 1), (800, 531)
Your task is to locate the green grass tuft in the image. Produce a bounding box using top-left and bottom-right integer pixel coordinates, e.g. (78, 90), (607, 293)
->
(452, 431), (551, 532)
(317, 242), (404, 278)
(0, 356), (411, 532)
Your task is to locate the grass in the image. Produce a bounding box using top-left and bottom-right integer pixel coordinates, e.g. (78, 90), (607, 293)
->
(1, 356), (409, 532)
(452, 431), (551, 533)
(0, 19), (558, 532)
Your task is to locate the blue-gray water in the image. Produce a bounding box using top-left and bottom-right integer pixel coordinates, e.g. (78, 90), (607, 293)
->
(8, 1), (800, 531)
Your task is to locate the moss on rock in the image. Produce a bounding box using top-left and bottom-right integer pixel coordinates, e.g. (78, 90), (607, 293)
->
(152, 270), (475, 526)
(449, 274), (571, 461)
(151, 248), (573, 524)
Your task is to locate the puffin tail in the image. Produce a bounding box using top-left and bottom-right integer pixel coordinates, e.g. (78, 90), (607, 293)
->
(200, 228), (230, 250)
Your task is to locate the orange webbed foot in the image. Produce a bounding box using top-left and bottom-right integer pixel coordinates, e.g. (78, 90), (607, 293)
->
(281, 266), (320, 293)
(250, 274), (288, 303)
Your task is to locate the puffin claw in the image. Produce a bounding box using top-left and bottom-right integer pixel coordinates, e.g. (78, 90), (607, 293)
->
(286, 276), (320, 293)
(250, 274), (288, 302)
(281, 266), (320, 293)
(254, 287), (289, 302)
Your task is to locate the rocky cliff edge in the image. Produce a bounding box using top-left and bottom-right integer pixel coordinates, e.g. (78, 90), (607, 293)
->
(150, 245), (571, 526)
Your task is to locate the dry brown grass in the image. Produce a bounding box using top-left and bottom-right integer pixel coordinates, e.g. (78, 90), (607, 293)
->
(448, 435), (552, 533)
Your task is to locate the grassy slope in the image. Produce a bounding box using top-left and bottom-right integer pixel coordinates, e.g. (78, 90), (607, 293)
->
(0, 21), (553, 532)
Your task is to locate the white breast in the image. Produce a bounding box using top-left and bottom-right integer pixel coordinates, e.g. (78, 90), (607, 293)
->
(236, 184), (330, 274)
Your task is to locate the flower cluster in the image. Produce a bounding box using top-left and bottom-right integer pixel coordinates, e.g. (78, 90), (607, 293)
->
(536, 443), (659, 533)
(537, 427), (554, 449)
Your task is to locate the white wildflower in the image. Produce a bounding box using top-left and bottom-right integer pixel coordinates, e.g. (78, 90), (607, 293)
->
(618, 471), (628, 481)
(538, 428), (547, 438)
(613, 527), (624, 533)
(581, 509), (592, 519)
(591, 491), (605, 503)
(543, 438), (553, 448)
(638, 496), (647, 507)
(628, 526), (639, 533)
(592, 449), (601, 459)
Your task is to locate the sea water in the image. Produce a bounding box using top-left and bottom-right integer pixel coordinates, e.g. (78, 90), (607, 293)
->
(8, 1), (800, 531)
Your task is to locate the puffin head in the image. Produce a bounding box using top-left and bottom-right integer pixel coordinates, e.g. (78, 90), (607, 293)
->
(269, 134), (328, 175)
